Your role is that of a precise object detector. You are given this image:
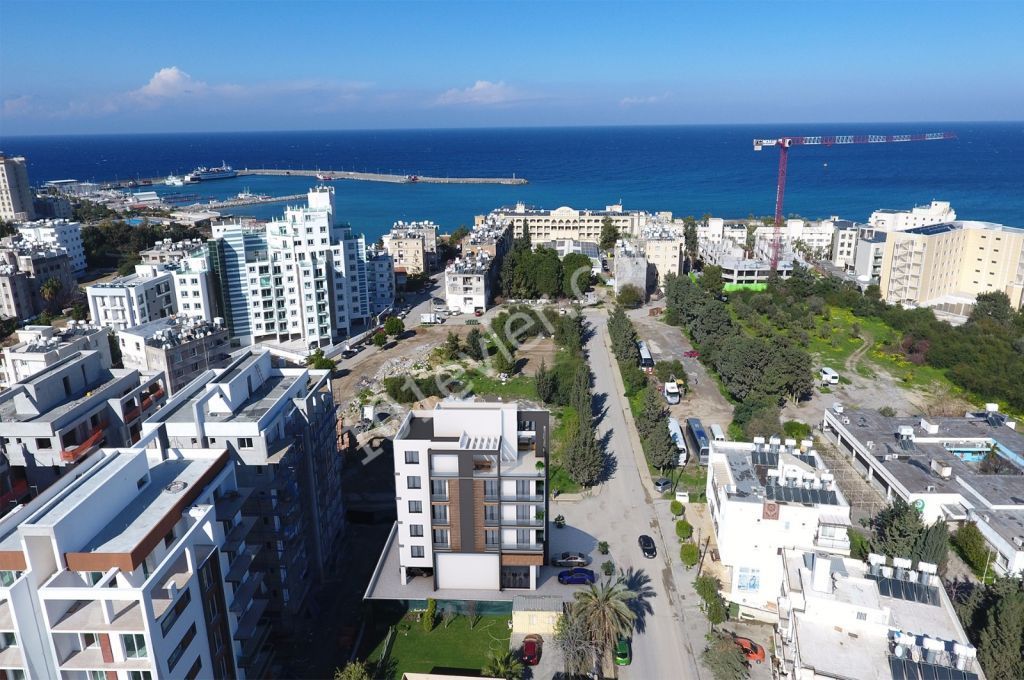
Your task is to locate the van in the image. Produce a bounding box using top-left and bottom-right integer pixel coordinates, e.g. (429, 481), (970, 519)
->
(709, 424), (726, 442)
(820, 367), (840, 385)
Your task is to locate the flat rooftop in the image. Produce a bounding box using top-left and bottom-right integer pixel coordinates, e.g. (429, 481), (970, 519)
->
(713, 440), (845, 507)
(160, 371), (296, 425)
(0, 367), (129, 425)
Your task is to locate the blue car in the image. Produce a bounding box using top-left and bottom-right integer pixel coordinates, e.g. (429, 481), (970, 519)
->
(558, 568), (597, 585)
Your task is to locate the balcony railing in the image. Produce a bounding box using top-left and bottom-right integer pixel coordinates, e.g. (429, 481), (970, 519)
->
(501, 517), (544, 527)
(814, 534), (851, 551)
(501, 542), (544, 552)
(60, 424), (107, 462)
(124, 387), (166, 422)
(501, 493), (544, 503)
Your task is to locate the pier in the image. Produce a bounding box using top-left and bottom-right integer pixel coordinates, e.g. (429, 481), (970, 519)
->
(184, 193), (307, 210)
(239, 168), (527, 185)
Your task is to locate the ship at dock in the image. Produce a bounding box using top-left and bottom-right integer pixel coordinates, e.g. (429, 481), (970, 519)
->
(186, 163), (237, 181)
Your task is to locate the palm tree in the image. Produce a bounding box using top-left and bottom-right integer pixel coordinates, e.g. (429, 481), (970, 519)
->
(572, 577), (637, 672)
(481, 649), (524, 680)
(39, 277), (63, 312)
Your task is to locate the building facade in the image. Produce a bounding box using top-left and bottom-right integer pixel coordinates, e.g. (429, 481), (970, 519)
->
(17, 220), (86, 275)
(172, 248), (219, 323)
(445, 254), (494, 314)
(87, 264), (177, 331)
(0, 154), (35, 222)
(391, 401), (550, 591)
(869, 200), (956, 232)
(639, 224), (685, 287)
(613, 240), (649, 295)
(140, 238), (206, 266)
(383, 221), (439, 275)
(0, 322), (111, 388)
(118, 316), (230, 395)
(487, 203), (664, 245)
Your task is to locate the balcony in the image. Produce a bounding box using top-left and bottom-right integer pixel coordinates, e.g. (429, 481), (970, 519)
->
(231, 571), (266, 615)
(124, 387), (166, 422)
(60, 423), (107, 463)
(51, 599), (145, 632)
(814, 533), (851, 552)
(501, 542), (544, 552)
(501, 517), (545, 528)
(501, 493), (544, 503)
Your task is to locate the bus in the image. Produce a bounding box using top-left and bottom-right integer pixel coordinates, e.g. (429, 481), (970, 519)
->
(637, 341), (654, 373)
(686, 417), (711, 465)
(668, 418), (688, 465)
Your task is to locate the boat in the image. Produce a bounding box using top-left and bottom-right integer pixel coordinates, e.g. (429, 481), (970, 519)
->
(405, 175), (419, 183)
(315, 173), (335, 181)
(165, 175), (185, 187)
(186, 162), (237, 181)
(236, 188), (269, 201)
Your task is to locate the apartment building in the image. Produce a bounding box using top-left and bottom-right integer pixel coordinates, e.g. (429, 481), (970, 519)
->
(383, 221), (439, 275)
(140, 239), (206, 266)
(0, 240), (76, 320)
(87, 265), (177, 331)
(143, 349), (343, 630)
(700, 240), (794, 284)
(0, 322), (111, 388)
(445, 254), (494, 314)
(32, 193), (74, 221)
(462, 216), (513, 260)
(775, 550), (980, 680)
(118, 316), (230, 395)
(821, 404), (1024, 577)
(488, 202), (665, 245)
(613, 240), (649, 295)
(206, 187), (393, 350)
(869, 200), (956, 232)
(390, 401), (550, 591)
(0, 350), (167, 488)
(829, 220), (859, 270)
(17, 219), (86, 275)
(0, 440), (270, 679)
(0, 154), (35, 222)
(706, 436), (851, 616)
(639, 223), (685, 287)
(172, 248), (219, 323)
(878, 221), (1024, 317)
(366, 248), (396, 316)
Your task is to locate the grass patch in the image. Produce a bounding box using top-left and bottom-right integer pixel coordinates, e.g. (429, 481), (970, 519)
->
(368, 614), (511, 679)
(463, 368), (537, 400)
(549, 405), (581, 494)
(646, 463), (707, 502)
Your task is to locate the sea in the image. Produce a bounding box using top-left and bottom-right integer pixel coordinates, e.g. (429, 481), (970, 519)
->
(3, 123), (1022, 241)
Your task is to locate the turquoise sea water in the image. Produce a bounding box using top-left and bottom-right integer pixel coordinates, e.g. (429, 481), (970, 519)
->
(3, 123), (1021, 240)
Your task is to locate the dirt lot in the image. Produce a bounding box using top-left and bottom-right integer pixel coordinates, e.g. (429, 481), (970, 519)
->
(516, 336), (556, 376)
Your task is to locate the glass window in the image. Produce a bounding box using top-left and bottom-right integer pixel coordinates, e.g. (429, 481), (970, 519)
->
(128, 671), (154, 680)
(433, 529), (450, 546)
(408, 500), (422, 513)
(409, 524), (423, 537)
(410, 545), (424, 558)
(122, 633), (147, 658)
(407, 476), (421, 490)
(430, 479), (446, 497)
(405, 451), (419, 464)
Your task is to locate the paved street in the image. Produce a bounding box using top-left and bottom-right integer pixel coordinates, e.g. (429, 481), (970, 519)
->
(545, 308), (704, 680)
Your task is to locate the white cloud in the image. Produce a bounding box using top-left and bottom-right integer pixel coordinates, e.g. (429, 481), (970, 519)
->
(2, 95), (35, 116)
(435, 80), (527, 106)
(133, 66), (208, 99)
(619, 93), (670, 107)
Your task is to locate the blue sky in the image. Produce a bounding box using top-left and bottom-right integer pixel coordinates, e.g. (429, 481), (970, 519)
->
(1, 0), (1021, 135)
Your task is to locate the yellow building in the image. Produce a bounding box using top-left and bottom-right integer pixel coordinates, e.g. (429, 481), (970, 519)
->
(879, 221), (1024, 317)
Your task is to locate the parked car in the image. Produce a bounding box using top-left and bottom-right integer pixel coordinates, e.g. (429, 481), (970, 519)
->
(521, 634), (542, 666)
(552, 551), (589, 568)
(729, 632), (766, 664)
(638, 534), (657, 558)
(683, 350), (700, 358)
(558, 568), (596, 585)
(653, 477), (672, 493)
(614, 637), (632, 666)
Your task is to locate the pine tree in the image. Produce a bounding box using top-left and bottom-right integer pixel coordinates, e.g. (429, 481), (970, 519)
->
(637, 386), (665, 441)
(644, 423), (677, 473)
(912, 520), (949, 569)
(564, 423), (603, 486)
(978, 587), (1024, 680)
(464, 328), (484, 361)
(871, 498), (925, 559)
(535, 360), (556, 403)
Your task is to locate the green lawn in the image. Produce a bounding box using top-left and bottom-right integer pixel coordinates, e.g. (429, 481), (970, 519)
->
(649, 462), (707, 502)
(550, 405), (582, 494)
(368, 614), (511, 679)
(463, 369), (538, 400)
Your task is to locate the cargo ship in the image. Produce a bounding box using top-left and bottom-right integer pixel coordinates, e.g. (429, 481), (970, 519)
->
(186, 163), (237, 181)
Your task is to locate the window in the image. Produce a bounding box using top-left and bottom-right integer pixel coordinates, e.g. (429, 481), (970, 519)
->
(433, 529), (450, 546)
(410, 545), (425, 558)
(405, 450), (419, 464)
(408, 500), (422, 513)
(430, 479), (447, 498)
(0, 570), (22, 587)
(136, 475), (148, 490)
(122, 633), (147, 658)
(407, 476), (421, 490)
(89, 672), (106, 680)
(184, 657), (203, 680)
(409, 524), (423, 537)
(0, 632), (16, 648)
(856, 611), (867, 621)
(160, 587), (193, 636)
(431, 505), (448, 522)
(128, 671), (154, 680)
(35, 437), (52, 450)
(736, 567), (760, 593)
(239, 437), (254, 449)
(485, 529), (499, 546)
(167, 623), (196, 671)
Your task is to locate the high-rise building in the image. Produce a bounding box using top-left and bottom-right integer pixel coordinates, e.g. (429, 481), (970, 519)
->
(0, 154), (35, 222)
(390, 401), (550, 591)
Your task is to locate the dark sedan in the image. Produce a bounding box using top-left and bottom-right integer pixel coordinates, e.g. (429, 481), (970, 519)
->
(558, 568), (597, 585)
(638, 534), (657, 558)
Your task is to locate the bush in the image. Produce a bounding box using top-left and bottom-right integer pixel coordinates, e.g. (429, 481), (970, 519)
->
(783, 420), (811, 440)
(670, 500), (684, 517)
(617, 284), (645, 309)
(675, 520), (693, 540)
(848, 528), (871, 561)
(952, 522), (994, 576)
(597, 540), (609, 555)
(423, 598), (436, 632)
(680, 542), (699, 568)
(601, 560), (616, 576)
(878, 406), (897, 417)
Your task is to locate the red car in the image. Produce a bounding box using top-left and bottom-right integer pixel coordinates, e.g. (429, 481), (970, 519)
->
(684, 350), (700, 358)
(729, 632), (766, 664)
(521, 634), (542, 665)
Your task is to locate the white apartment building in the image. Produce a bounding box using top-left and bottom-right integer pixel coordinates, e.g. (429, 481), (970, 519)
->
(830, 220), (860, 270)
(0, 323), (111, 388)
(639, 223), (685, 287)
(171, 249), (217, 323)
(366, 248), (396, 317)
(389, 401), (550, 591)
(383, 221), (439, 275)
(613, 240), (649, 295)
(706, 435), (851, 617)
(0, 155), (35, 222)
(869, 200), (956, 232)
(822, 404), (1024, 577)
(87, 265), (176, 332)
(445, 254), (493, 313)
(487, 203), (668, 245)
(0, 350), (167, 488)
(700, 239), (795, 284)
(140, 239), (206, 267)
(776, 550), (980, 680)
(118, 316), (230, 395)
(17, 220), (86, 275)
(0, 440), (270, 679)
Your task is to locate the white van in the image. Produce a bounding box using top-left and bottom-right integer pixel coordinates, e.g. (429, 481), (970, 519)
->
(709, 424), (726, 442)
(820, 367), (840, 385)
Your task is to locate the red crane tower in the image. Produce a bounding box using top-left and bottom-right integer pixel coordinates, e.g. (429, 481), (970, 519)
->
(753, 132), (956, 269)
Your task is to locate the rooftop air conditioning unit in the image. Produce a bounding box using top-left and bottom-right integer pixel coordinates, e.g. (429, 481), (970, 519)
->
(1014, 536), (1024, 549)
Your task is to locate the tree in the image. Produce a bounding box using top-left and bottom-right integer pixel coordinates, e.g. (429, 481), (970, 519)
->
(599, 217), (619, 251)
(969, 291), (1014, 326)
(530, 247), (563, 298)
(684, 216), (699, 268)
(952, 522), (993, 575)
(334, 661), (371, 680)
(572, 579), (637, 669)
(449, 225), (470, 244)
(464, 328), (485, 361)
(481, 650), (524, 680)
(871, 499), (925, 559)
(675, 520), (693, 540)
(554, 607), (600, 677)
(617, 284), (644, 309)
(681, 543), (700, 568)
(913, 520), (949, 569)
(561, 252), (593, 298)
(535, 359), (556, 403)
(977, 587), (1024, 680)
(564, 421), (603, 486)
(372, 331), (388, 349)
(423, 598), (436, 631)
(698, 265), (725, 297)
(644, 424), (677, 473)
(306, 348), (337, 371)
(636, 386), (665, 441)
(384, 316), (405, 337)
(702, 632), (749, 680)
(441, 330), (462, 360)
(39, 277), (64, 312)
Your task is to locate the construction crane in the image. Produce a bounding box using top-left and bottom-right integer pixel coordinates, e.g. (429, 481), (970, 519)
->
(753, 132), (956, 270)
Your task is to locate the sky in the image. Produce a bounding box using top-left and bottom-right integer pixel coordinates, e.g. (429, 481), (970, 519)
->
(1, 0), (1022, 136)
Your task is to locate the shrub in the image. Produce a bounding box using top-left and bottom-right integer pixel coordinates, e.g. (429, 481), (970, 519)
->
(597, 540), (609, 555)
(952, 522), (994, 577)
(783, 420), (811, 440)
(680, 542), (699, 568)
(617, 284), (645, 309)
(601, 560), (616, 576)
(878, 406), (897, 417)
(423, 598), (436, 632)
(676, 520), (693, 540)
(670, 500), (684, 517)
(848, 528), (871, 561)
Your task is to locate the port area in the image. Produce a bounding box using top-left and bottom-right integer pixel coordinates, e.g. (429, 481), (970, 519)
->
(107, 168), (527, 189)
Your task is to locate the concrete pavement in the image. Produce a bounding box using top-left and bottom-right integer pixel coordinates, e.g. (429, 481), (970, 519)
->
(545, 308), (705, 680)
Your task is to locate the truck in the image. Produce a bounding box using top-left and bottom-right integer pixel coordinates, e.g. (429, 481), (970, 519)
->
(663, 378), (681, 405)
(420, 312), (441, 325)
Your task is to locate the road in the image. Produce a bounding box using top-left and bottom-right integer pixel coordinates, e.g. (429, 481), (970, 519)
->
(548, 308), (702, 680)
